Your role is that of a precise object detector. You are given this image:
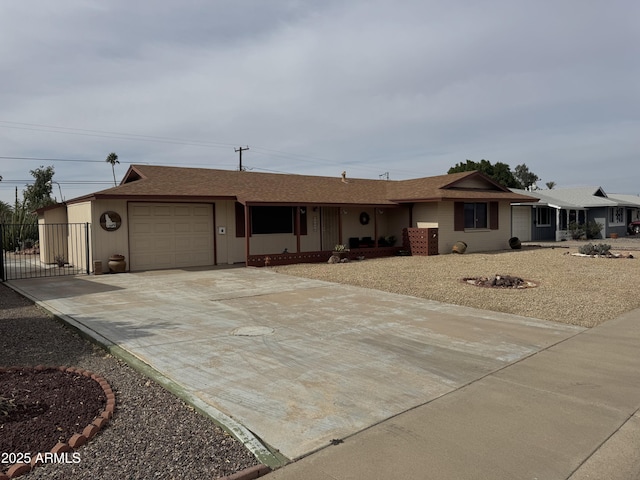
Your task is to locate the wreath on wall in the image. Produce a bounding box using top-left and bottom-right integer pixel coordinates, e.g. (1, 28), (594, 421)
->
(359, 212), (370, 225)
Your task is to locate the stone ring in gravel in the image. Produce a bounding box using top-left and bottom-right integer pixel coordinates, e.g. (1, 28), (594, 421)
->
(0, 366), (115, 479)
(462, 275), (538, 289)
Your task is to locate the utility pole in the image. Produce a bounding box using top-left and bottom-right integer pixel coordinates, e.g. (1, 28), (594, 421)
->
(235, 146), (249, 171)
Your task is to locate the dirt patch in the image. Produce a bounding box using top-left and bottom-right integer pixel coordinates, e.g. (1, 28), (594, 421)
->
(0, 368), (106, 455)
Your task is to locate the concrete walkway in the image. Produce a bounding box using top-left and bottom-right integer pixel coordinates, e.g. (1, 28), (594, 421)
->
(8, 267), (640, 478)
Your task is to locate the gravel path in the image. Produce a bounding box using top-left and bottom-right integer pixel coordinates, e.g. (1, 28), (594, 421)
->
(273, 242), (640, 328)
(0, 284), (260, 480)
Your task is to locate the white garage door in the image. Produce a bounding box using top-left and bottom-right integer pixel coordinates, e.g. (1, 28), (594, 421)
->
(129, 203), (214, 271)
(511, 206), (531, 242)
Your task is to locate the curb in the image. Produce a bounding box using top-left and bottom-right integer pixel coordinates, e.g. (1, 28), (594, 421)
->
(0, 366), (115, 480)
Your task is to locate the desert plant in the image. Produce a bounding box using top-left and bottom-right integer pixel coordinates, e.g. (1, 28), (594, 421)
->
(578, 243), (611, 256)
(54, 254), (67, 267)
(585, 220), (603, 239)
(568, 221), (585, 240)
(333, 244), (349, 252)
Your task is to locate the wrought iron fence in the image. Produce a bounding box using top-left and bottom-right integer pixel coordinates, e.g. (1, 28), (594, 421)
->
(1, 223), (90, 281)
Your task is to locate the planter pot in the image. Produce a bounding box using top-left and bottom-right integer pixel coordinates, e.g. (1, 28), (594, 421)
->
(509, 237), (522, 249)
(610, 233), (619, 239)
(452, 241), (467, 254)
(108, 255), (126, 273)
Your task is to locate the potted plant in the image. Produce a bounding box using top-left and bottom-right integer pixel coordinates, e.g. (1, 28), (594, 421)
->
(332, 244), (349, 258)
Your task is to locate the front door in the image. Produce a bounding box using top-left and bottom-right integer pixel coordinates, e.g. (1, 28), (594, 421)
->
(321, 207), (340, 251)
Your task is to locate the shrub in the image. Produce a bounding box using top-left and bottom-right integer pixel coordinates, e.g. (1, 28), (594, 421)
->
(585, 220), (603, 239)
(578, 243), (611, 256)
(568, 221), (585, 240)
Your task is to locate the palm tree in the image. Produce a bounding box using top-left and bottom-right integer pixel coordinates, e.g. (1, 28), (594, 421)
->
(106, 152), (120, 186)
(545, 181), (556, 190)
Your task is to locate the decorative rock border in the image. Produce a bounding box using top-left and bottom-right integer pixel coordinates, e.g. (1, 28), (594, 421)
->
(0, 366), (115, 480)
(461, 275), (538, 289)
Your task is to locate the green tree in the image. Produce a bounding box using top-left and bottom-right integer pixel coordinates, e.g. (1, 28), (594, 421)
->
(106, 152), (120, 186)
(23, 166), (56, 211)
(447, 159), (520, 188)
(0, 200), (12, 223)
(514, 164), (540, 190)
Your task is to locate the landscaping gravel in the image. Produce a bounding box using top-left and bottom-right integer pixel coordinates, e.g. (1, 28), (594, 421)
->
(0, 284), (260, 480)
(273, 241), (640, 328)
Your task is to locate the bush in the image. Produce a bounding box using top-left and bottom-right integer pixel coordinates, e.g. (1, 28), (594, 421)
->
(568, 220), (603, 240)
(585, 220), (603, 239)
(568, 221), (585, 240)
(578, 243), (611, 256)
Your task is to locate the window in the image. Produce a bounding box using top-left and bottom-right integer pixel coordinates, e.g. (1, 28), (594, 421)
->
(464, 202), (487, 229)
(609, 207), (624, 226)
(251, 206), (294, 234)
(535, 207), (551, 227)
(248, 206), (308, 235)
(454, 202), (498, 231)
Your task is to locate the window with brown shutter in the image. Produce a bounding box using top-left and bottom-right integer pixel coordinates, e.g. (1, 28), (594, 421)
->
(455, 201), (496, 230)
(454, 202), (465, 231)
(235, 202), (245, 237)
(489, 202), (499, 230)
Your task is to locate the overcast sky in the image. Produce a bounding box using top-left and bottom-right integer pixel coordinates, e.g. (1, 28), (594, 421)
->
(1, 0), (638, 205)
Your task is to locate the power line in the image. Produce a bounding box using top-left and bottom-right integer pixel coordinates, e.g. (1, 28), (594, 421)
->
(0, 120), (239, 150)
(0, 120), (435, 180)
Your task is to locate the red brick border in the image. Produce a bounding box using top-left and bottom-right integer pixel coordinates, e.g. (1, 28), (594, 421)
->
(0, 366), (115, 479)
(219, 464), (272, 480)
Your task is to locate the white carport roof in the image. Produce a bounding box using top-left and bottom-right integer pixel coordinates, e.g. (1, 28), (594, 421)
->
(510, 186), (633, 210)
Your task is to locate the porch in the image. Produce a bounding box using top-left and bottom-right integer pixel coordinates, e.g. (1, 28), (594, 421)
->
(247, 246), (404, 267)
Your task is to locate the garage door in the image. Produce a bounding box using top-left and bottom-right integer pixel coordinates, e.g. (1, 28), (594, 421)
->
(511, 206), (531, 242)
(129, 203), (214, 271)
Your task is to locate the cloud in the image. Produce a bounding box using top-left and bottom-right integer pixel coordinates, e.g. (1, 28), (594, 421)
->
(1, 0), (639, 203)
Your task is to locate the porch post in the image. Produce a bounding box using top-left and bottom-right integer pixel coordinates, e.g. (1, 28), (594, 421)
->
(295, 206), (301, 253)
(244, 204), (250, 265)
(555, 208), (561, 241)
(374, 208), (378, 247)
(338, 208), (343, 245)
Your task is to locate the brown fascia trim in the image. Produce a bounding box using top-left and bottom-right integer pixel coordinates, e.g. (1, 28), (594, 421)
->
(92, 194), (237, 202)
(390, 195), (539, 203)
(243, 201), (400, 208)
(388, 197), (441, 203)
(438, 195), (540, 202)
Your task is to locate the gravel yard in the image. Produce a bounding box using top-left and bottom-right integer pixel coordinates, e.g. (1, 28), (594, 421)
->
(0, 285), (260, 480)
(272, 243), (640, 328)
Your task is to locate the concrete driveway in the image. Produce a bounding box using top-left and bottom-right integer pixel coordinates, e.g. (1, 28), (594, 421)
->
(9, 267), (583, 463)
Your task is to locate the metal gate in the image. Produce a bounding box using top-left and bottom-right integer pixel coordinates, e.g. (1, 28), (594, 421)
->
(0, 223), (91, 281)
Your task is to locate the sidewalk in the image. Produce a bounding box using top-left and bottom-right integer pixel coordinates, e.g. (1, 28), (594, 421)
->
(265, 307), (640, 479)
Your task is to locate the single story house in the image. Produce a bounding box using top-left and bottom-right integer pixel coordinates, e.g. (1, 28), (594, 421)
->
(37, 165), (537, 272)
(510, 186), (640, 242)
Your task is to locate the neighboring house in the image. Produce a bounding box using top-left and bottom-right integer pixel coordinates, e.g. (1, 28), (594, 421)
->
(510, 187), (640, 242)
(36, 165), (536, 272)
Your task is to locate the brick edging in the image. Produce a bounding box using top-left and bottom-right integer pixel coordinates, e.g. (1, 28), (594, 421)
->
(218, 464), (272, 480)
(0, 365), (115, 480)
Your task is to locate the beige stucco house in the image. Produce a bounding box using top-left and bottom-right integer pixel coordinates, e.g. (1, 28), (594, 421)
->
(36, 165), (537, 272)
